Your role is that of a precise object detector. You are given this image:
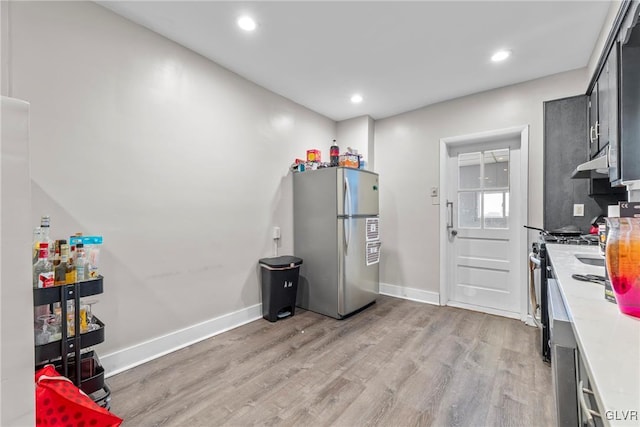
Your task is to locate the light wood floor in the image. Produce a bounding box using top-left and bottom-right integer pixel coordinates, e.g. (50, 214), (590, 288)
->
(108, 296), (554, 427)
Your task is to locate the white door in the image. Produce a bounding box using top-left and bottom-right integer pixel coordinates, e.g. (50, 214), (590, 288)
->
(443, 131), (526, 319)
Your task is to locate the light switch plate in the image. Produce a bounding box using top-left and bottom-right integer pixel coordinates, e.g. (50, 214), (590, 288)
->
(430, 187), (438, 197)
(573, 204), (585, 216)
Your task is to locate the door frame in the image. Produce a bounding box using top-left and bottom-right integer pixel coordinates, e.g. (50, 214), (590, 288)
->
(439, 125), (529, 321)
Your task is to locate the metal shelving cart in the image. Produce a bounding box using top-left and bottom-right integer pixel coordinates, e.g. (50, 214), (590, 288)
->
(33, 276), (111, 409)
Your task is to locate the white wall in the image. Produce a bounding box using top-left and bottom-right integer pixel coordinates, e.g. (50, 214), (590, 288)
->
(5, 1), (335, 366)
(336, 115), (375, 170)
(375, 69), (586, 295)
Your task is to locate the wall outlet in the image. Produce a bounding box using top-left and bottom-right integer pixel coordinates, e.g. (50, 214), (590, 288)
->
(272, 226), (281, 239)
(573, 204), (585, 217)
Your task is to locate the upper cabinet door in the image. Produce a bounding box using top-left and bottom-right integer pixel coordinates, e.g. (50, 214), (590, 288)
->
(608, 43), (620, 183)
(597, 59), (609, 151)
(619, 3), (640, 182)
(621, 39), (640, 183)
(589, 88), (599, 158)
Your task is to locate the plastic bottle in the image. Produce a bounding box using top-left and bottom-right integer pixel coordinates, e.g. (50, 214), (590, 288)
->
(76, 242), (87, 281)
(330, 140), (339, 167)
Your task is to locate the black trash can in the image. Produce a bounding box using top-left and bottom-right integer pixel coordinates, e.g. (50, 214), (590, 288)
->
(258, 256), (303, 322)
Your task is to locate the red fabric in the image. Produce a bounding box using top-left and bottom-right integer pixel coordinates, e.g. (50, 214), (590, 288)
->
(35, 365), (122, 427)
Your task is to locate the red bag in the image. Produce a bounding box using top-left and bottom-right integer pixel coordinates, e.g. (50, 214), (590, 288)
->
(35, 365), (122, 427)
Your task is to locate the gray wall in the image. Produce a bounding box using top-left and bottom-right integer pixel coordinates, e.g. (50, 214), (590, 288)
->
(375, 69), (587, 294)
(336, 115), (375, 170)
(543, 95), (603, 233)
(4, 1), (335, 356)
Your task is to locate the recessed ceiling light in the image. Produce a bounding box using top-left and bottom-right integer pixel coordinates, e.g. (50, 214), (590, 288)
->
(491, 50), (511, 62)
(351, 94), (363, 104)
(237, 16), (256, 32)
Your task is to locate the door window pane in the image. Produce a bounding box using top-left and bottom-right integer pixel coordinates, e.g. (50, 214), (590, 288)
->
(483, 149), (509, 189)
(457, 148), (510, 230)
(459, 152), (481, 190)
(484, 191), (509, 229)
(459, 191), (481, 228)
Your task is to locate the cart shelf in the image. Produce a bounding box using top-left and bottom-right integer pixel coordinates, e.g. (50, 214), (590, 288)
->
(35, 316), (105, 363)
(33, 276), (104, 306)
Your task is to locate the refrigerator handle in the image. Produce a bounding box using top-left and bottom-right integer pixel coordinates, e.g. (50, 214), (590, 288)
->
(344, 175), (352, 217)
(344, 176), (352, 254)
(345, 217), (351, 254)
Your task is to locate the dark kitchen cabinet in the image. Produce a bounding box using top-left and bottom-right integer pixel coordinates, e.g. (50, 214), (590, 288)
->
(585, 0), (640, 184)
(588, 46), (616, 161)
(608, 43), (620, 183)
(597, 65), (608, 154)
(576, 348), (605, 427)
(620, 15), (640, 183)
(546, 94), (625, 227)
(587, 46), (626, 200)
(588, 88), (599, 157)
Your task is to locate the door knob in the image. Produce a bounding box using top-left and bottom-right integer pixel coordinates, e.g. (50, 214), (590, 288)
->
(451, 230), (458, 236)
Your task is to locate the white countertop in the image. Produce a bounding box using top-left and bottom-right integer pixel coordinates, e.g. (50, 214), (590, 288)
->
(546, 244), (640, 426)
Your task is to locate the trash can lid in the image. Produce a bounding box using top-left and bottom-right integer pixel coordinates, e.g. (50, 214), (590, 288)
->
(258, 255), (303, 268)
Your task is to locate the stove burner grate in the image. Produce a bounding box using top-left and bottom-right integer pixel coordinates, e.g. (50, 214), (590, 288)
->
(542, 234), (599, 245)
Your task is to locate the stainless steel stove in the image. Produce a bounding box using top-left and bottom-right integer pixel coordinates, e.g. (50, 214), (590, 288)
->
(530, 233), (599, 362)
(541, 234), (599, 246)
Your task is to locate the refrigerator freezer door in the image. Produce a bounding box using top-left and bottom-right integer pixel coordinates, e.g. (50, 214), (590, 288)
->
(338, 168), (379, 217)
(338, 217), (379, 316)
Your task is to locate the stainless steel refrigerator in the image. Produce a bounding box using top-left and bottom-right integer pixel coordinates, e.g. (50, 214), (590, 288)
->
(293, 167), (380, 319)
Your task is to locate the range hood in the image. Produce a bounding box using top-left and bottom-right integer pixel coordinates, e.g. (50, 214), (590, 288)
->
(570, 151), (609, 179)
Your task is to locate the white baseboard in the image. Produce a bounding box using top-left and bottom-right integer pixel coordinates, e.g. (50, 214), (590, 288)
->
(101, 303), (263, 378)
(380, 283), (440, 306)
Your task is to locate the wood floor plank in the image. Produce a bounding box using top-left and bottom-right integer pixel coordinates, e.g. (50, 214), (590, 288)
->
(108, 296), (553, 427)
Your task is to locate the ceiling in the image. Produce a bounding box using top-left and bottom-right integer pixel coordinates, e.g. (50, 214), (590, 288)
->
(97, 1), (612, 121)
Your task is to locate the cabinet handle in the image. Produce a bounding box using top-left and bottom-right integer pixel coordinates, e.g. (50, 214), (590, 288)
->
(578, 380), (602, 427)
(595, 122), (600, 138)
(590, 126), (596, 143)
